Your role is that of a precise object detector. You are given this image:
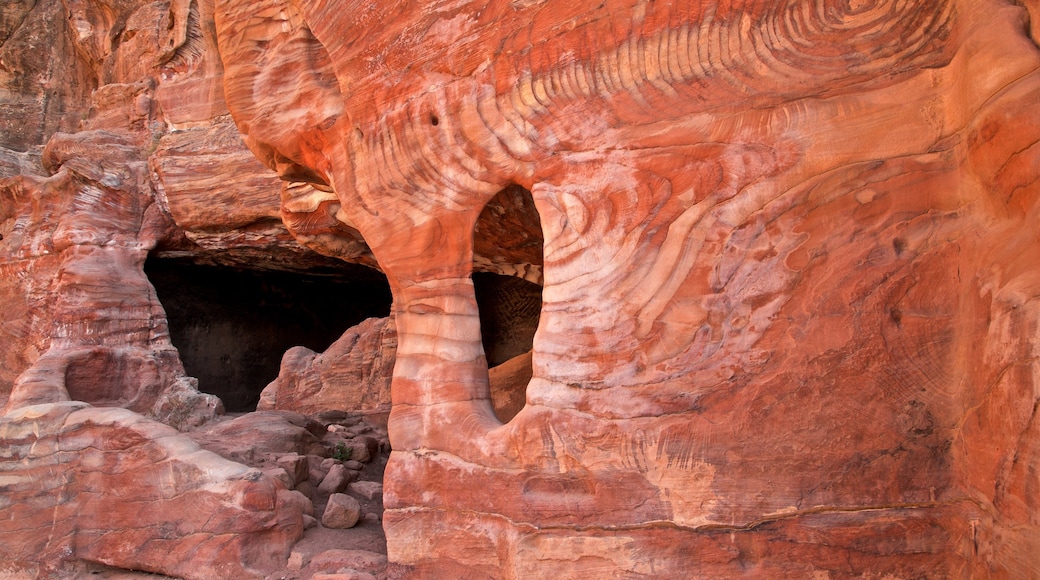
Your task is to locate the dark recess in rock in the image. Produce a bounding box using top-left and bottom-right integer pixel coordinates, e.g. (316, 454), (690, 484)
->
(145, 256), (392, 411)
(473, 272), (541, 368)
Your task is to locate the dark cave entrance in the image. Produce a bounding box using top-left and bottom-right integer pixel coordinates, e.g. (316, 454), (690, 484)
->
(145, 184), (543, 418)
(144, 257), (392, 412)
(473, 184), (545, 423)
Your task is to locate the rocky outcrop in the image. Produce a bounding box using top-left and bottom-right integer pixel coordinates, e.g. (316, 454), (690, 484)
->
(0, 401), (303, 579)
(261, 313), (532, 422)
(260, 317), (397, 416)
(0, 0), (385, 576)
(0, 129), (221, 427)
(0, 0), (92, 151)
(216, 0), (1040, 577)
(2, 0), (1039, 577)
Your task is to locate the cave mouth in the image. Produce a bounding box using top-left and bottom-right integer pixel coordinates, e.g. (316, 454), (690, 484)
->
(473, 184), (544, 423)
(144, 256), (393, 412)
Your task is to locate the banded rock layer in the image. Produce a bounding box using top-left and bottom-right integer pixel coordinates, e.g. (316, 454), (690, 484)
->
(216, 0), (1040, 577)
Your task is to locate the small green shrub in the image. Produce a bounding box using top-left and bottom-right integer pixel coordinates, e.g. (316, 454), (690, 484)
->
(333, 442), (352, 462)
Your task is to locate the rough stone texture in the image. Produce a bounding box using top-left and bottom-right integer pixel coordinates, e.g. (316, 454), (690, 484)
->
(473, 272), (542, 366)
(318, 463), (356, 494)
(1, 0), (1039, 577)
(322, 493), (362, 529)
(310, 549), (388, 575)
(0, 0), (93, 151)
(1, 1), (397, 573)
(187, 410), (329, 462)
(347, 480), (383, 502)
(261, 313), (527, 421)
(0, 128), (221, 427)
(0, 401), (303, 579)
(277, 452), (310, 486)
(215, 0), (1040, 578)
(488, 351), (533, 424)
(260, 316), (397, 416)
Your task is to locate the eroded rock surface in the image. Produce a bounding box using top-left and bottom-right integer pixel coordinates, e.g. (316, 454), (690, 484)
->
(0, 0), (392, 576)
(261, 317), (397, 416)
(1, 0), (1039, 577)
(215, 0), (1040, 577)
(0, 402), (303, 579)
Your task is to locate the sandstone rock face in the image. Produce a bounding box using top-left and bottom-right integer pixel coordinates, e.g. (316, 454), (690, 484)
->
(215, 0), (1040, 577)
(261, 314), (532, 422)
(2, 0), (1039, 577)
(0, 0), (92, 151)
(0, 128), (222, 427)
(1, 1), (384, 576)
(323, 493), (363, 529)
(187, 410), (329, 461)
(260, 316), (397, 415)
(0, 401), (303, 579)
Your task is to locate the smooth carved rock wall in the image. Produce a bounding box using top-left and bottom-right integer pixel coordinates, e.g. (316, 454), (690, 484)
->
(0, 129), (218, 424)
(216, 0), (1040, 577)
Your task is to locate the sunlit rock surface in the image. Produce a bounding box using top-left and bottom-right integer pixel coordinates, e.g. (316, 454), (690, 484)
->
(0, 0), (336, 576)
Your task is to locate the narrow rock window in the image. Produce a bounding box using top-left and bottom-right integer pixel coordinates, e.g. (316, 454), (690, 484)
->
(144, 256), (392, 412)
(472, 184), (544, 423)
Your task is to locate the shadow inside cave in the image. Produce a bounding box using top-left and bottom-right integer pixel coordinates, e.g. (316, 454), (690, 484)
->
(144, 256), (393, 412)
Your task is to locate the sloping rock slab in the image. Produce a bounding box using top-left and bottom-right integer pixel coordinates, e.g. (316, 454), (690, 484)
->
(0, 402), (303, 579)
(188, 410), (328, 463)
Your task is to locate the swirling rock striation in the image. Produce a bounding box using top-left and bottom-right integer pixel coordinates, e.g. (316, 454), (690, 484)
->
(216, 0), (1040, 577)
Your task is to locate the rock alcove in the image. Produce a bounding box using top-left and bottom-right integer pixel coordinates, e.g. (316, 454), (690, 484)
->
(144, 257), (393, 411)
(8, 0), (1037, 576)
(473, 184), (545, 423)
(144, 253), (543, 415)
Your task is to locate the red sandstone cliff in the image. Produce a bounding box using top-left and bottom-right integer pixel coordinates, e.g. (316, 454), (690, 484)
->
(1, 0), (1039, 578)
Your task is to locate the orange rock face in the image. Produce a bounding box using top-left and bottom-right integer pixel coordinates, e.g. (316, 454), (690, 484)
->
(260, 316), (397, 416)
(0, 1), (316, 576)
(1, 0), (1039, 577)
(215, 0), (1040, 577)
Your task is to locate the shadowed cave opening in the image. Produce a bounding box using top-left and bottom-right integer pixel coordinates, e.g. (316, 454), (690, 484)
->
(136, 189), (544, 569)
(473, 184), (545, 423)
(144, 257), (393, 412)
(143, 186), (542, 418)
(145, 255), (543, 415)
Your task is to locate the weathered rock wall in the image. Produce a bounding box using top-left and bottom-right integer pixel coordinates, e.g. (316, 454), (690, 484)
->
(0, 0), (335, 575)
(1, 0), (1039, 577)
(215, 0), (1040, 577)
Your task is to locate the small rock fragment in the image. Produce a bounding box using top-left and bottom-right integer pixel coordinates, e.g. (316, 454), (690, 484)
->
(276, 453), (309, 485)
(287, 551), (308, 571)
(321, 493), (361, 529)
(279, 489), (314, 516)
(318, 463), (355, 494)
(347, 480), (382, 501)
